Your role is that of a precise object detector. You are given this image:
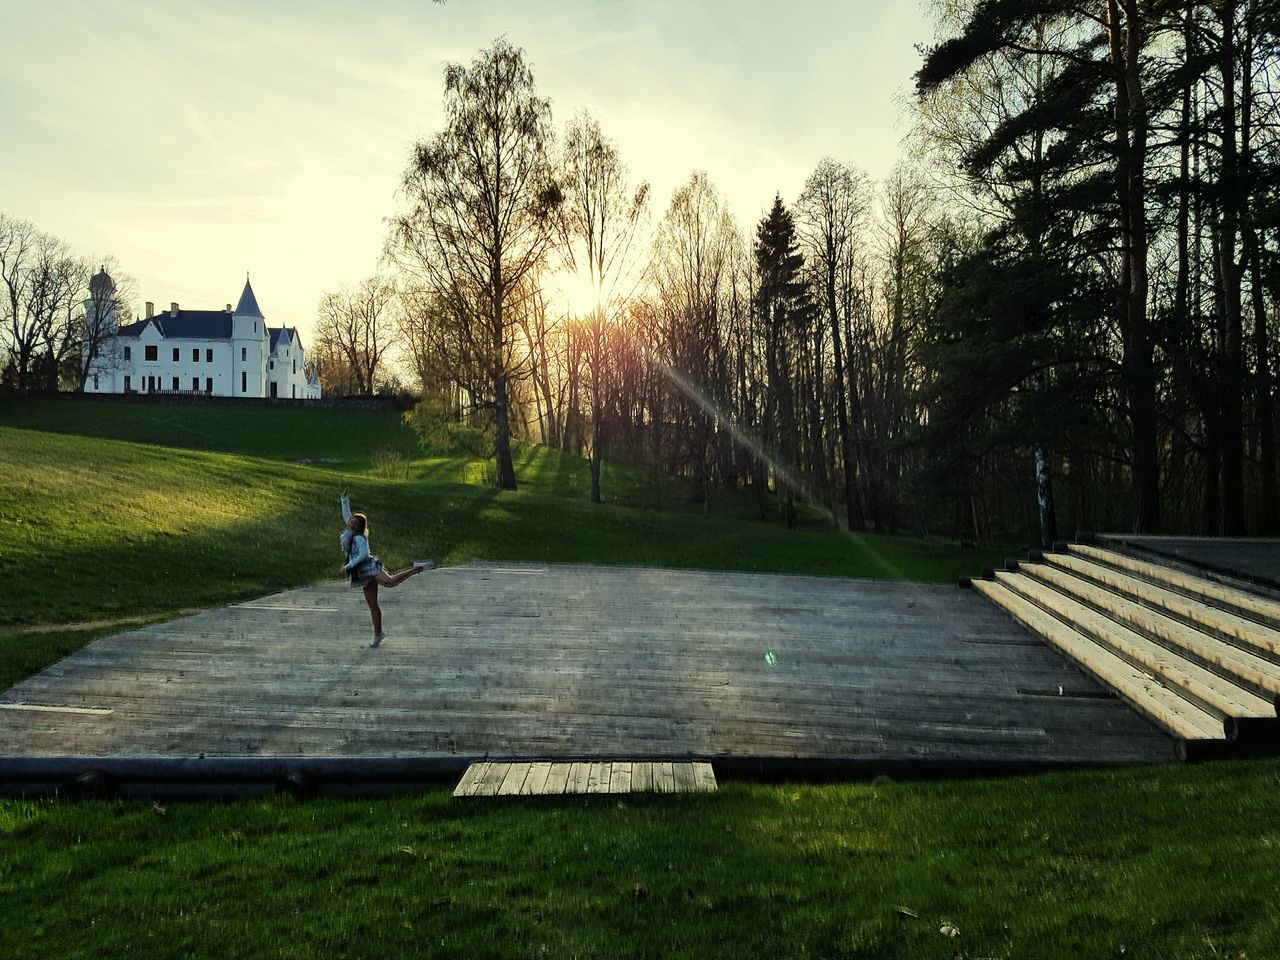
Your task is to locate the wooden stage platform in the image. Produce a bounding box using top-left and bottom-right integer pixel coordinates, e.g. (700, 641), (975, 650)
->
(0, 563), (1178, 794)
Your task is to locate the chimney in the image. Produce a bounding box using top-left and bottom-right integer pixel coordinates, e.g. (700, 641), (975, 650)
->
(145, 301), (153, 318)
(169, 302), (179, 317)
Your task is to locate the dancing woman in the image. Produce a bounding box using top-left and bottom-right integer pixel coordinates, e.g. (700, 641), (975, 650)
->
(340, 486), (433, 647)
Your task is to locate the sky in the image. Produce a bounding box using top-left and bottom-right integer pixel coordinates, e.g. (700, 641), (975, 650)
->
(0, 0), (936, 342)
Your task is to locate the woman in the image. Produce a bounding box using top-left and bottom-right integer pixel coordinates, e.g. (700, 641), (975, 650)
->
(341, 486), (433, 647)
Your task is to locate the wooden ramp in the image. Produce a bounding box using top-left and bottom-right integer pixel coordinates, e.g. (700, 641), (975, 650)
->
(971, 539), (1280, 759)
(453, 760), (716, 797)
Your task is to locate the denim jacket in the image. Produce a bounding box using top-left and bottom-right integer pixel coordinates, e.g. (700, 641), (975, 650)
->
(340, 494), (370, 571)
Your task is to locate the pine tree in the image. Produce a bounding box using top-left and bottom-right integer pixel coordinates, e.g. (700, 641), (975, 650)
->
(754, 195), (814, 528)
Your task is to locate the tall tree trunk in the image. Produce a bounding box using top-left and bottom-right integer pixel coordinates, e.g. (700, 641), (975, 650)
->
(843, 296), (872, 531)
(537, 325), (559, 449)
(1174, 1), (1193, 342)
(1248, 232), (1275, 532)
(1218, 0), (1246, 533)
(826, 263), (864, 531)
(493, 371), (517, 489)
(1242, 23), (1275, 531)
(590, 317), (603, 503)
(492, 286), (517, 490)
(809, 321), (828, 510)
(1203, 416), (1222, 534)
(1034, 446), (1058, 547)
(1111, 0), (1160, 533)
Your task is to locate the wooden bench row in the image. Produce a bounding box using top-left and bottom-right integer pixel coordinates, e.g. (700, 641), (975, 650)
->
(973, 543), (1280, 755)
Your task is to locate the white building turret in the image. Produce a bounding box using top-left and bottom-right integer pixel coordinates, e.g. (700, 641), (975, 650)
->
(86, 266), (117, 328)
(230, 275), (269, 397)
(82, 266), (121, 392)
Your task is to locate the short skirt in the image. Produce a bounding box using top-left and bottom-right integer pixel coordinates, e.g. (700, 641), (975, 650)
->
(349, 556), (384, 588)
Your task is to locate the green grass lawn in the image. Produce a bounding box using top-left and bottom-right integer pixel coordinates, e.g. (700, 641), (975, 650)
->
(4, 761), (1280, 959)
(3, 397), (1274, 959)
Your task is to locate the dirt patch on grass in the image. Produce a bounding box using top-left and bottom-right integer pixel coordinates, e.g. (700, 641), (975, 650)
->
(7, 610), (204, 635)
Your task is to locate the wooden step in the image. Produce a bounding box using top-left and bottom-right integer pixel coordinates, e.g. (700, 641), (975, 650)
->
(1069, 543), (1280, 633)
(453, 760), (717, 798)
(995, 571), (1276, 730)
(1022, 561), (1280, 705)
(972, 579), (1226, 743)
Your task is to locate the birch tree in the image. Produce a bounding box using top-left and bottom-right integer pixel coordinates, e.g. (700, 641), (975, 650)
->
(391, 39), (560, 491)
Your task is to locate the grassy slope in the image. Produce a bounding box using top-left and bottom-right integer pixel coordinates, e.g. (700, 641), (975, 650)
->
(5, 399), (1276, 959)
(0, 400), (1004, 631)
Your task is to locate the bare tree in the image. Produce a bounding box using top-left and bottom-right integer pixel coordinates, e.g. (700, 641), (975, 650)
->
(651, 171), (740, 514)
(391, 39), (560, 491)
(797, 158), (872, 531)
(871, 165), (934, 534)
(0, 214), (39, 390)
(314, 275), (399, 396)
(396, 280), (487, 405)
(554, 110), (650, 502)
(25, 234), (82, 390)
(511, 273), (564, 448)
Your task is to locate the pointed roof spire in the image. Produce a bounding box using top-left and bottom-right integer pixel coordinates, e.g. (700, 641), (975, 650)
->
(235, 274), (263, 318)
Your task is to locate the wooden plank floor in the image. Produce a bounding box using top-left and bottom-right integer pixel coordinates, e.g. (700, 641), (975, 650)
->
(0, 562), (1178, 765)
(453, 760), (716, 797)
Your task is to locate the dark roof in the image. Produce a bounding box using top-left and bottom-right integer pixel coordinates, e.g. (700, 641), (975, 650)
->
(235, 278), (263, 318)
(89, 267), (114, 293)
(117, 312), (233, 340)
(268, 326), (304, 356)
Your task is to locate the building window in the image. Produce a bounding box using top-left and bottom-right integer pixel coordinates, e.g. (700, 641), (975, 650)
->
(253, 321), (257, 332)
(172, 377), (179, 391)
(206, 377), (213, 393)
(292, 384), (296, 398)
(241, 371), (247, 393)
(206, 349), (213, 362)
(192, 377), (199, 391)
(93, 375), (99, 390)
(293, 358), (297, 374)
(193, 348), (199, 362)
(241, 347), (247, 361)
(172, 348), (180, 361)
(269, 360), (274, 370)
(124, 375), (131, 391)
(124, 346), (131, 361)
(145, 345), (157, 362)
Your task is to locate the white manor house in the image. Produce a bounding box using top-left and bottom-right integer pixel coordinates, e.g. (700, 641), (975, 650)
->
(82, 271), (321, 400)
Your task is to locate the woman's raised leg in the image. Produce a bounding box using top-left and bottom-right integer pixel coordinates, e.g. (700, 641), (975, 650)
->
(375, 567), (423, 589)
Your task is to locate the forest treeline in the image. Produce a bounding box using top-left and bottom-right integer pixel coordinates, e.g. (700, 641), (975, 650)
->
(6, 2), (1279, 544)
